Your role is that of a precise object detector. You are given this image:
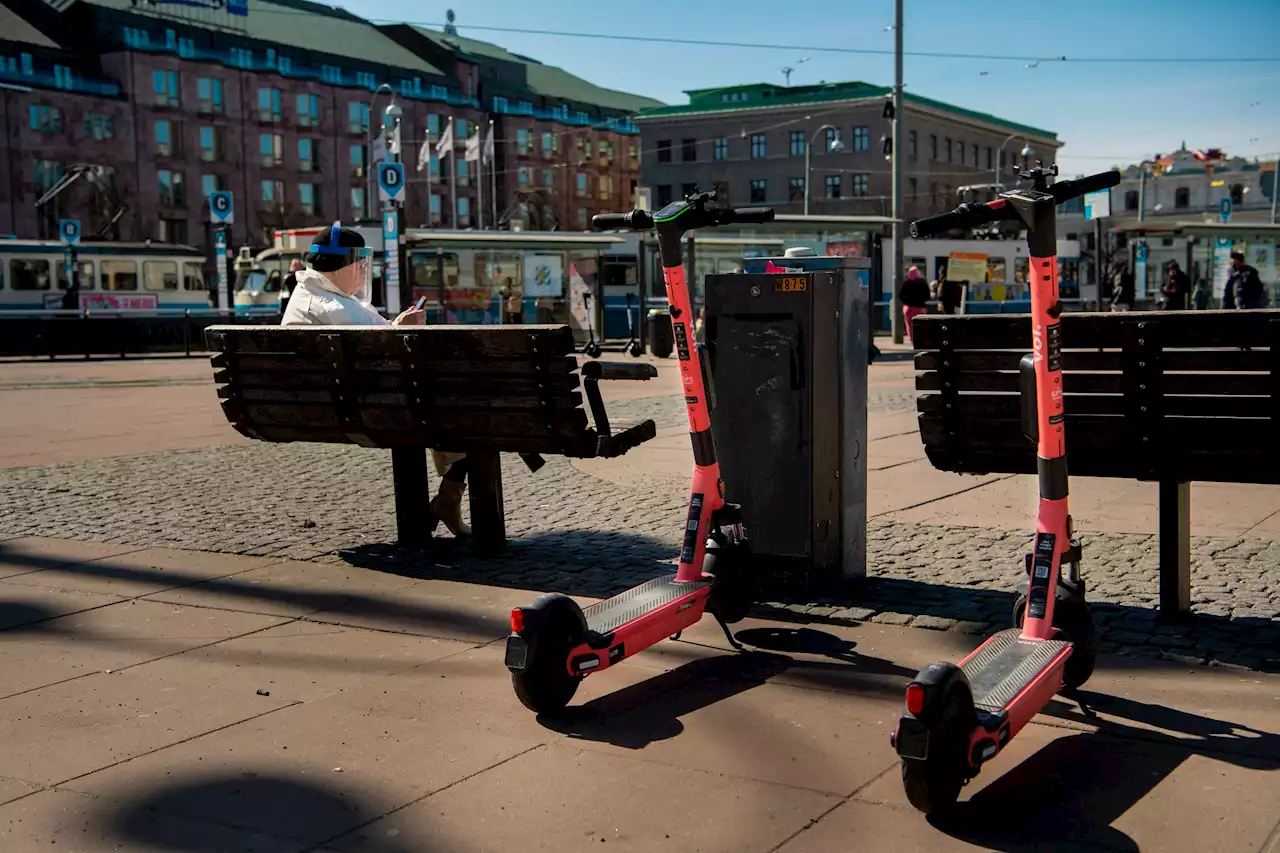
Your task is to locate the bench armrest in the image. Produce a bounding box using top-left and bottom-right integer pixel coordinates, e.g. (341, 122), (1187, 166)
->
(598, 421), (658, 458)
(581, 361), (657, 381)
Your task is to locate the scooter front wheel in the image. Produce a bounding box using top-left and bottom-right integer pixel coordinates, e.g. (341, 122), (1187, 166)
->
(627, 341), (643, 358)
(584, 341), (602, 359)
(1013, 593), (1097, 690)
(901, 684), (973, 815)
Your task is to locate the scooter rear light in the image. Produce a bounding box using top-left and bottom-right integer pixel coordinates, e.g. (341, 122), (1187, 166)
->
(905, 682), (926, 715)
(510, 608), (525, 633)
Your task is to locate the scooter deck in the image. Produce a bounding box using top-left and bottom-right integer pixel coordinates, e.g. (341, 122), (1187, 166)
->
(961, 628), (1069, 712)
(583, 574), (710, 639)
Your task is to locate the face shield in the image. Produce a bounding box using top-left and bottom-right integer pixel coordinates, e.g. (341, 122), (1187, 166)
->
(308, 222), (374, 305)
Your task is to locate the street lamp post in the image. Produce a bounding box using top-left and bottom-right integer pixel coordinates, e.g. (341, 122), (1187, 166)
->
(803, 123), (845, 215)
(365, 83), (395, 219)
(994, 134), (1034, 194)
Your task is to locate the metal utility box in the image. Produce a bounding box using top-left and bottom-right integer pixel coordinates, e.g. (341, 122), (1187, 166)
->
(703, 255), (871, 598)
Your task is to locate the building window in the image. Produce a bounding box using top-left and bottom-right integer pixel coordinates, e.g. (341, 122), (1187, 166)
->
(853, 126), (869, 151)
(1175, 187), (1190, 209)
(713, 137), (728, 161)
(908, 130), (917, 158)
(350, 187), (365, 218)
(823, 127), (837, 152)
(825, 175), (842, 199)
(629, 144), (639, 168)
(349, 144), (366, 177)
(599, 174), (613, 200)
(656, 139), (672, 163)
(258, 88), (281, 122)
(260, 133), (283, 167)
(600, 140), (615, 167)
(576, 172), (588, 197)
(321, 65), (342, 84)
(154, 119), (179, 156)
(930, 135), (938, 160)
(299, 183), (316, 215)
(789, 130), (805, 157)
(355, 71), (376, 89)
(196, 78), (223, 114)
(198, 125), (221, 161)
(541, 132), (556, 157)
(682, 138), (697, 162)
(516, 128), (532, 155)
(538, 169), (550, 187)
(750, 133), (766, 159)
(788, 177), (804, 202)
(852, 174), (869, 197)
(158, 169), (185, 207)
(656, 185), (672, 207)
(84, 113), (114, 140)
(122, 27), (150, 48)
(298, 138), (315, 172)
(260, 179), (283, 204)
(750, 179), (766, 203)
(458, 196), (471, 225)
(954, 140), (964, 163)
(492, 95), (509, 112)
(153, 70), (179, 107)
(944, 137), (952, 163)
(29, 105), (62, 135)
(1125, 191), (1138, 211)
(517, 167), (531, 186)
(909, 177), (918, 202)
(177, 36), (195, 58)
(972, 144), (979, 167)
(34, 159), (64, 192)
(986, 147), (993, 170)
(229, 47), (252, 68)
(577, 207), (588, 229)
(1230, 183), (1244, 205)
(348, 103), (368, 134)
(201, 174), (226, 197)
(53, 65), (73, 89)
(296, 93), (319, 127)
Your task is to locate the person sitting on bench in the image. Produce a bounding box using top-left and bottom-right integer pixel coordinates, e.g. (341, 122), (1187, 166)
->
(280, 224), (472, 537)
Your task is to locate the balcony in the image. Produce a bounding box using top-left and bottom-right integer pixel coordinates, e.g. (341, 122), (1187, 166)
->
(258, 109), (282, 124)
(489, 100), (640, 134)
(0, 66), (121, 97)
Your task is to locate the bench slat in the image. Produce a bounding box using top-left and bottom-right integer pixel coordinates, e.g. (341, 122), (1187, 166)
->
(917, 370), (1271, 396)
(922, 448), (1272, 484)
(917, 392), (1272, 419)
(205, 324), (575, 358)
(220, 386), (584, 411)
(211, 353), (578, 376)
(213, 369), (581, 394)
(234, 425), (595, 456)
(914, 349), (1271, 373)
(227, 401), (588, 437)
(919, 413), (1273, 452)
(912, 309), (1280, 349)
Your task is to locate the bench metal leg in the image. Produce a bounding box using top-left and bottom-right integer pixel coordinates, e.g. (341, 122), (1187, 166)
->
(467, 451), (506, 557)
(391, 447), (432, 550)
(1158, 479), (1192, 620)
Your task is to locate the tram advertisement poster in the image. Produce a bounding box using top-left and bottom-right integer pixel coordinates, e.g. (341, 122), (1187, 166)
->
(825, 241), (865, 258)
(80, 293), (159, 311)
(946, 252), (988, 284)
(525, 253), (563, 298)
(1212, 239), (1233, 294)
(1250, 244), (1276, 284)
(568, 263), (591, 331)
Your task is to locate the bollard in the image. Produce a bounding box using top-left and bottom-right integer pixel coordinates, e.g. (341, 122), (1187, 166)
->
(119, 313), (126, 359)
(183, 310), (191, 357)
(83, 310), (90, 360)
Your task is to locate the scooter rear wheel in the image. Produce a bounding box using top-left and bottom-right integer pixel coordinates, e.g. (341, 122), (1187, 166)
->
(511, 606), (584, 715)
(901, 684), (974, 815)
(1013, 593), (1097, 690)
(584, 341), (602, 359)
(705, 540), (755, 625)
(627, 341), (643, 358)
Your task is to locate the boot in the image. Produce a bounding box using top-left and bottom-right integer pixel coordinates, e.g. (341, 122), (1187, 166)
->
(430, 478), (472, 537)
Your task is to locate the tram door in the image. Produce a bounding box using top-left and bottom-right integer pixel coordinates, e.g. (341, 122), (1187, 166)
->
(599, 254), (639, 340)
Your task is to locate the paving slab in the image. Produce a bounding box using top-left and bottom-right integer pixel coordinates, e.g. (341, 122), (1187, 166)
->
(66, 700), (546, 847)
(0, 663), (296, 786)
(0, 600), (286, 699)
(0, 581), (124, 631)
(0, 788), (308, 853)
(869, 460), (1010, 518)
(0, 775), (40, 808)
(144, 558), (423, 619)
(326, 741), (841, 853)
(0, 536), (143, 580)
(1, 547), (278, 598)
(158, 619), (478, 704)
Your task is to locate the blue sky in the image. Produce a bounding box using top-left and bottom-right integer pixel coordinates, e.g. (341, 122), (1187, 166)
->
(345, 0), (1280, 177)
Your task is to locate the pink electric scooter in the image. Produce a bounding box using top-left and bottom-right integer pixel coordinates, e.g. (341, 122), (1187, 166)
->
(890, 164), (1122, 813)
(504, 189), (774, 714)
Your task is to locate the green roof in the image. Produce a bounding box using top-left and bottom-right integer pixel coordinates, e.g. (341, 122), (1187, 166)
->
(637, 81), (1057, 141)
(410, 26), (663, 114)
(1, 2), (60, 48)
(48, 0), (443, 76)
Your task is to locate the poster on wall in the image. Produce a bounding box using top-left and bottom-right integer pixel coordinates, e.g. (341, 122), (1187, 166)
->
(568, 263), (591, 331)
(524, 253), (563, 298)
(947, 252), (988, 283)
(1212, 238), (1234, 297)
(1250, 244), (1276, 284)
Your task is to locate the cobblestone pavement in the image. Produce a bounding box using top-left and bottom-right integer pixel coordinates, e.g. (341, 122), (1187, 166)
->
(2, 393), (1277, 673)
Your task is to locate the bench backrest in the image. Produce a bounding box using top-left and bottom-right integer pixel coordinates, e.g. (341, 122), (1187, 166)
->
(913, 309), (1280, 484)
(205, 324), (597, 456)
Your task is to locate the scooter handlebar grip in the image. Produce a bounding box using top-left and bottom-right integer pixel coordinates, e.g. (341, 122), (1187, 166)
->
(909, 207), (975, 238)
(591, 213), (631, 230)
(729, 207), (775, 224)
(1051, 169), (1122, 203)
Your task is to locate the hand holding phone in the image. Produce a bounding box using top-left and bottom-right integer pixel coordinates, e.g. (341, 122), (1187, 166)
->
(414, 296), (427, 310)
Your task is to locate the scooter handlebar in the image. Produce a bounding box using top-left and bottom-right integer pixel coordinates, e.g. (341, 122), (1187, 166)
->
(909, 202), (1006, 238)
(591, 211), (654, 231)
(1049, 169), (1122, 204)
(722, 207), (776, 225)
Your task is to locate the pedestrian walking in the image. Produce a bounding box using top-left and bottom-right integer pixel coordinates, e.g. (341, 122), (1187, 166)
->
(899, 265), (930, 346)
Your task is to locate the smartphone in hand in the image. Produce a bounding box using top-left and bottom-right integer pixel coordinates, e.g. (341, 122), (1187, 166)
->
(414, 296), (427, 310)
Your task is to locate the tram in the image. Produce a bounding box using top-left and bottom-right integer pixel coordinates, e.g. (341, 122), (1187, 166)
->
(0, 238), (209, 311)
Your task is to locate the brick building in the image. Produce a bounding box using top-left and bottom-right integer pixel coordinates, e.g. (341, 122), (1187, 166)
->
(2, 0), (659, 260)
(634, 82), (1060, 222)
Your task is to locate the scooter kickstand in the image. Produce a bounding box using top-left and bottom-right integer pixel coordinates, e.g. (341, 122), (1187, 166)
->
(712, 611), (745, 651)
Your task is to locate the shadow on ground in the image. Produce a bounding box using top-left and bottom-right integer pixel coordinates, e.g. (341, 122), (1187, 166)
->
(539, 627), (916, 749)
(97, 772), (443, 853)
(926, 692), (1280, 852)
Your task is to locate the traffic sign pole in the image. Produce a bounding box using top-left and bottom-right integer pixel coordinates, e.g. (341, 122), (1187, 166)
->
(378, 108), (407, 315)
(208, 192), (235, 311)
(58, 219), (82, 310)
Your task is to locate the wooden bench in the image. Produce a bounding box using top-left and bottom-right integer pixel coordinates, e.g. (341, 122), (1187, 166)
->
(912, 309), (1280, 618)
(205, 324), (658, 557)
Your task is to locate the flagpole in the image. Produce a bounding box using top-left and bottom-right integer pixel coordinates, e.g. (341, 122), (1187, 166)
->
(488, 119), (497, 230)
(476, 131), (484, 231)
(448, 117), (458, 230)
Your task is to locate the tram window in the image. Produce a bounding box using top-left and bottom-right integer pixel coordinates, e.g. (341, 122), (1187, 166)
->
(144, 260), (179, 291)
(100, 259), (139, 291)
(475, 252), (524, 294)
(183, 262), (205, 292)
(1014, 257), (1029, 283)
(408, 250), (460, 289)
(10, 259), (52, 290)
(58, 261), (95, 291)
(987, 257), (1006, 283)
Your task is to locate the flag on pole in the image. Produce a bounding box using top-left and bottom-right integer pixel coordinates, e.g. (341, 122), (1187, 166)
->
(465, 131), (481, 163)
(482, 122), (494, 165)
(417, 140), (432, 173)
(434, 117), (454, 160)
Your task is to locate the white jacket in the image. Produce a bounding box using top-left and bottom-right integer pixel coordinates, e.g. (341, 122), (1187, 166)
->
(280, 269), (388, 326)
